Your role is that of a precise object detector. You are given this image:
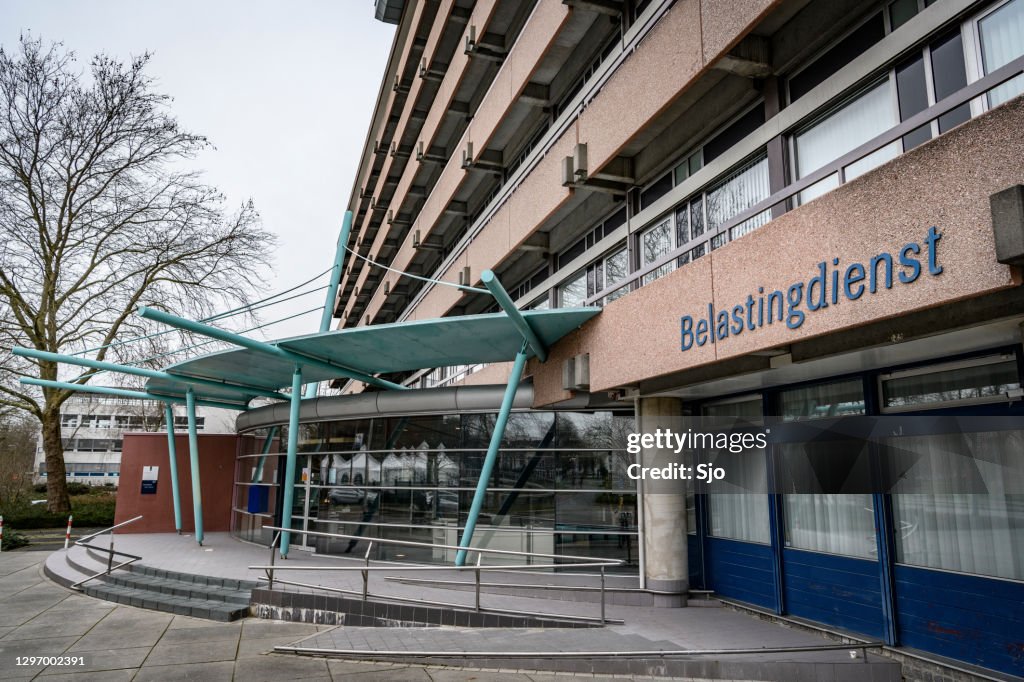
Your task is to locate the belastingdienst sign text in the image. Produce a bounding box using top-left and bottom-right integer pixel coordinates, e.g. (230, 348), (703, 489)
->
(681, 227), (943, 351)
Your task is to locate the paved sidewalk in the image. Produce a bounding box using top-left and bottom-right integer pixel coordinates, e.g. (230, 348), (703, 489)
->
(0, 551), (626, 681)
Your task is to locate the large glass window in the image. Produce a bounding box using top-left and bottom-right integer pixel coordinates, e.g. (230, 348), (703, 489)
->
(794, 81), (901, 204)
(779, 380), (875, 558)
(891, 429), (1024, 581)
(703, 397), (770, 544)
(880, 354), (1021, 411)
(781, 378), (866, 421)
(978, 0), (1024, 107)
(558, 271), (587, 307)
(705, 155), (771, 241)
(640, 218), (674, 284)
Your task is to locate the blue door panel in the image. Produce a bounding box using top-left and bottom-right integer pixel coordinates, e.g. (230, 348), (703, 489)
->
(894, 565), (1024, 677)
(783, 549), (885, 638)
(706, 537), (776, 610)
(687, 533), (703, 589)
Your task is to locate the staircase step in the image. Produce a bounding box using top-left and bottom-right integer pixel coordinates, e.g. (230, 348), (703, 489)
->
(46, 545), (253, 621)
(81, 582), (249, 621)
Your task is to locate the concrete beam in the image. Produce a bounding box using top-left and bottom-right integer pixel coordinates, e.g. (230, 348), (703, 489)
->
(713, 35), (773, 79)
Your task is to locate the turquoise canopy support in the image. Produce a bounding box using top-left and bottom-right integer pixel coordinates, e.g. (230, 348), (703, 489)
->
(480, 270), (548, 362)
(163, 404), (183, 534)
(455, 345), (529, 566)
(304, 211), (353, 399)
(18, 378), (246, 411)
(137, 306), (406, 391)
(252, 426), (278, 483)
(280, 367), (303, 558)
(185, 389), (204, 546)
(12, 347), (288, 401)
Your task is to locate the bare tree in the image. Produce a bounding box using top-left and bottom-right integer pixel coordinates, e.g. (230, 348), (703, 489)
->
(0, 37), (275, 513)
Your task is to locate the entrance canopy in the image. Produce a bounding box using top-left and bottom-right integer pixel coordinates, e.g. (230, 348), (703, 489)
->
(142, 307), (599, 406)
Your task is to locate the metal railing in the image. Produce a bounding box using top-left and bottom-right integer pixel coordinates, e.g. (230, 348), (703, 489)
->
(250, 525), (625, 625)
(70, 515), (144, 590)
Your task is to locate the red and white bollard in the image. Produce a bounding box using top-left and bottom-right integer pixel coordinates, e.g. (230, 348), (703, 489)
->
(64, 514), (73, 550)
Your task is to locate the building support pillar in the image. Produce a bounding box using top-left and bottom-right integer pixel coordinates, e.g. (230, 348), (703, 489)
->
(164, 404), (183, 534)
(637, 397), (688, 605)
(185, 388), (204, 546)
(280, 366), (303, 558)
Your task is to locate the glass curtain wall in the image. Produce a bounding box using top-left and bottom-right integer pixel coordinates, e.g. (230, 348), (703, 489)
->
(232, 410), (638, 571)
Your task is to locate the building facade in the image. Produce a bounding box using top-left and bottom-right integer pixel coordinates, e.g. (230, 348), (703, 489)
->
(38, 395), (236, 485)
(229, 0), (1024, 677)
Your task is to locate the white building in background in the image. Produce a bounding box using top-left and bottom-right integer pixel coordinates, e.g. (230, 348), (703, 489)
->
(34, 394), (236, 485)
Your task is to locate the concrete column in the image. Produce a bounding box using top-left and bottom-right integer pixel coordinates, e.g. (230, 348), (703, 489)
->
(637, 397), (688, 603)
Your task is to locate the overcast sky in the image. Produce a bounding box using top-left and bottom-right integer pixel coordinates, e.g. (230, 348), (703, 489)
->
(1, 0), (394, 341)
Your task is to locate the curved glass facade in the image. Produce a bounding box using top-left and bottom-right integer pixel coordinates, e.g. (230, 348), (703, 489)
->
(233, 408), (638, 572)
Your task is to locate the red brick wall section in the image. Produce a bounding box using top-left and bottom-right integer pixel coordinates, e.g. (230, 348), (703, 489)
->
(114, 432), (249, 534)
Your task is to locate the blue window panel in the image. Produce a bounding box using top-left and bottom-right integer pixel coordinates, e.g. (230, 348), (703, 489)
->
(894, 565), (1024, 677)
(783, 549), (885, 639)
(706, 537), (777, 610)
(687, 534), (704, 589)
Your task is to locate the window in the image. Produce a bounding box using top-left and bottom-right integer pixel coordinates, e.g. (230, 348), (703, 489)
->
(702, 397), (770, 544)
(789, 13), (886, 102)
(640, 218), (674, 284)
(639, 172), (673, 210)
(60, 413), (79, 428)
(880, 354), (1021, 411)
(602, 248), (629, 303)
(793, 81), (901, 204)
(785, 494), (877, 558)
(778, 380), (875, 558)
(527, 296), (550, 310)
(890, 428), (1024, 580)
(704, 155), (771, 241)
(976, 0), (1024, 107)
(558, 271), (587, 307)
(781, 378), (866, 421)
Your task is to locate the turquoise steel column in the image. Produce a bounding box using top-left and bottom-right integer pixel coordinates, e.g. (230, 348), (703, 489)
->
(185, 388), (204, 546)
(480, 270), (547, 362)
(304, 211), (353, 399)
(455, 347), (528, 566)
(164, 404), (183, 534)
(280, 367), (303, 558)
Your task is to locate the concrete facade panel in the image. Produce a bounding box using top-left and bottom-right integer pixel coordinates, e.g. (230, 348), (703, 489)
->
(458, 361), (513, 386)
(576, 0), (704, 173)
(508, 3), (570, 93)
(466, 207), (511, 277)
(710, 97), (1023, 360)
(507, 128), (576, 245)
(699, 0), (779, 65)
(529, 98), (1024, 401)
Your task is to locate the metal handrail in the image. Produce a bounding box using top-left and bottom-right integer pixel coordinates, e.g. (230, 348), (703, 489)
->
(75, 515), (144, 544)
(586, 53), (1024, 305)
(263, 525), (623, 564)
(254, 525), (622, 624)
(70, 515), (143, 590)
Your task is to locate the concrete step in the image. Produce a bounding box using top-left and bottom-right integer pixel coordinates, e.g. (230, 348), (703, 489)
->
(44, 544), (252, 622)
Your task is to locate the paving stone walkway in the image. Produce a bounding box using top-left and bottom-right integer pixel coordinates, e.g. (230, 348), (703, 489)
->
(0, 551), (638, 681)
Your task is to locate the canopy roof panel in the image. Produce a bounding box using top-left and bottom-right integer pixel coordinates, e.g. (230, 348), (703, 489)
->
(144, 308), (600, 405)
